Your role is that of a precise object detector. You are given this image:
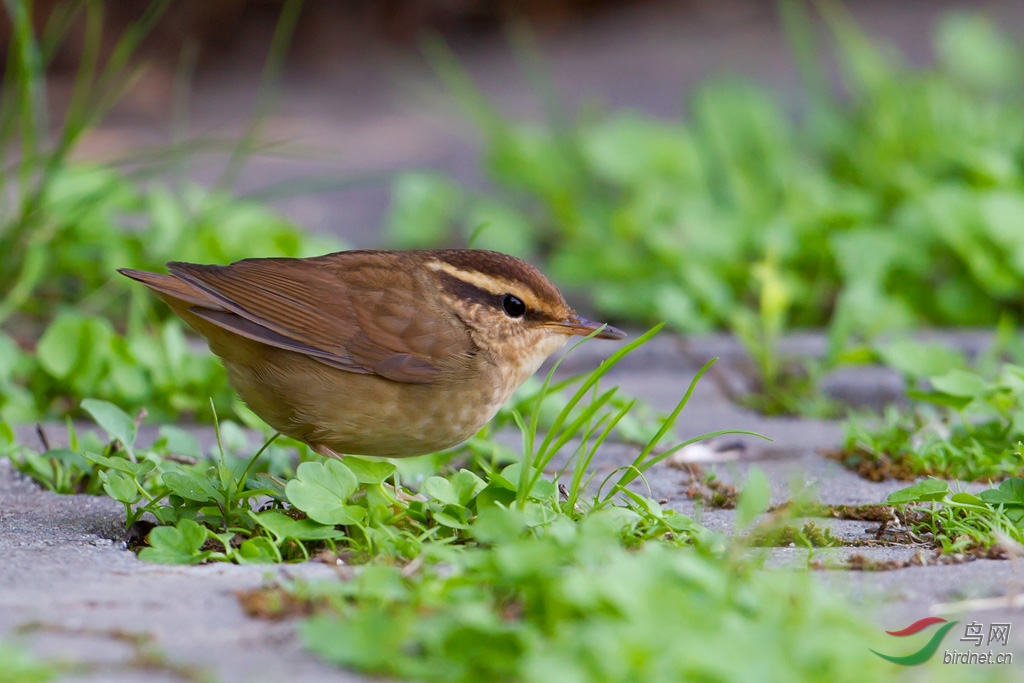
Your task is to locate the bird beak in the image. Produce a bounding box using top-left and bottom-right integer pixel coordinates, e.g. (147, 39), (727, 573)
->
(546, 316), (626, 340)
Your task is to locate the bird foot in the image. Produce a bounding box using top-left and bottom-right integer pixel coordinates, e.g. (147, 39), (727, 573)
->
(386, 483), (427, 503)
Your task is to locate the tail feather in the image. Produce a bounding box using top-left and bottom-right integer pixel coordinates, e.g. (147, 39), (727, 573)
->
(117, 268), (220, 309)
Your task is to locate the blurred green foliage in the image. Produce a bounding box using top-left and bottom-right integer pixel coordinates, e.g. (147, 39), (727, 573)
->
(388, 5), (1024, 411)
(0, 1), (335, 421)
(840, 335), (1024, 481)
(0, 167), (334, 421)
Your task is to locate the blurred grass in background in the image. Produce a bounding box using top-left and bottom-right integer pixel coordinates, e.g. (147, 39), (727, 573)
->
(0, 0), (336, 421)
(389, 2), (1024, 413)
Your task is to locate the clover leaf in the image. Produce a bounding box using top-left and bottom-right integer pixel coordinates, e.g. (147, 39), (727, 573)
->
(887, 479), (951, 504)
(978, 477), (1024, 506)
(238, 537), (280, 564)
(100, 470), (139, 504)
(162, 470), (221, 504)
(285, 461), (365, 525)
(343, 457), (396, 485)
(138, 519), (209, 564)
(423, 469), (486, 506)
(254, 510), (348, 542)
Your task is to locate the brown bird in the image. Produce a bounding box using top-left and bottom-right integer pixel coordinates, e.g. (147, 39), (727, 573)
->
(119, 250), (624, 458)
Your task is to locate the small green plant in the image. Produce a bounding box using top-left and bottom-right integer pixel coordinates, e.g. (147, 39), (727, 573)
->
(0, 641), (58, 683)
(749, 520), (842, 548)
(837, 341), (1024, 480)
(885, 475), (1024, 553)
(6, 398), (349, 563)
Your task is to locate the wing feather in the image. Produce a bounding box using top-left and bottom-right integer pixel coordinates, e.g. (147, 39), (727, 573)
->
(163, 254), (475, 383)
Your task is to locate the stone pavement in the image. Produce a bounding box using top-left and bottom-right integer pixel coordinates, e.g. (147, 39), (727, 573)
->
(0, 459), (359, 683)
(2, 330), (1023, 681)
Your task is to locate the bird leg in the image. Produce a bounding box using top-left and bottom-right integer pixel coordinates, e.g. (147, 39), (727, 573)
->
(312, 443), (344, 460)
(310, 444), (423, 502)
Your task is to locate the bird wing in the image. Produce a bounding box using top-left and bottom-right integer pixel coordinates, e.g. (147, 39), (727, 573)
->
(165, 255), (474, 384)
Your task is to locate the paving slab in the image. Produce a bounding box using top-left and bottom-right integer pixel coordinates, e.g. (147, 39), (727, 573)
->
(0, 459), (371, 683)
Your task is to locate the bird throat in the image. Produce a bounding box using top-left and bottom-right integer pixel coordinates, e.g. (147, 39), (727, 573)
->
(495, 330), (567, 403)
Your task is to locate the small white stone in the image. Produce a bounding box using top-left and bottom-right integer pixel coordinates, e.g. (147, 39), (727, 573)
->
(665, 440), (746, 466)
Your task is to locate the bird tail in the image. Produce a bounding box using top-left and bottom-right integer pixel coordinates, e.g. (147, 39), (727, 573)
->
(117, 268), (215, 308)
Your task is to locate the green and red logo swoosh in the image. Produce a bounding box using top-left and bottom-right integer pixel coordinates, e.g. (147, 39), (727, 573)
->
(871, 617), (959, 666)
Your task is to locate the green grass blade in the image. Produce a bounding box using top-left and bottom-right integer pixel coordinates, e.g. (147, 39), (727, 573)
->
(601, 358), (769, 502)
(568, 398), (635, 510)
(421, 34), (511, 141)
(524, 387), (618, 498)
(217, 0), (303, 191)
(536, 325), (663, 460)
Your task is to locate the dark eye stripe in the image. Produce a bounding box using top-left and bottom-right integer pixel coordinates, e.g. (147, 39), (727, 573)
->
(437, 270), (545, 325)
(436, 272), (505, 310)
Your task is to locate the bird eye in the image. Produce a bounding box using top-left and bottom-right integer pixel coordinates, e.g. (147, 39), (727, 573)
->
(502, 294), (526, 318)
